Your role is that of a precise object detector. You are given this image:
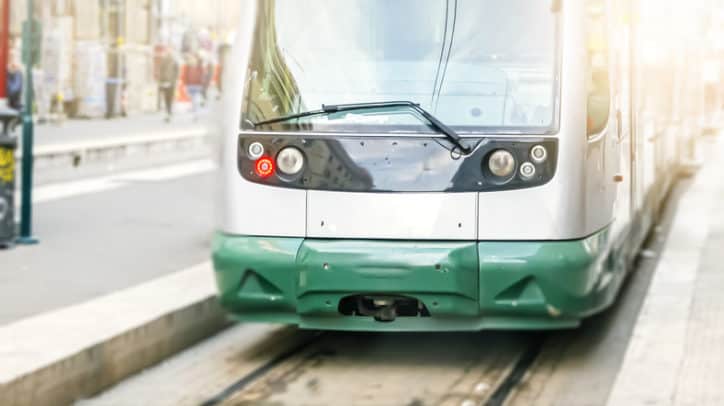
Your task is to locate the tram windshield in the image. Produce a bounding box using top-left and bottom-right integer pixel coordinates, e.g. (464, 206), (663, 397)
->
(242, 0), (560, 135)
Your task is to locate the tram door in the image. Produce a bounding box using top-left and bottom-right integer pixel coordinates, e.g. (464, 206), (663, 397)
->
(612, 0), (633, 239)
(625, 0), (647, 231)
(632, 0), (678, 220)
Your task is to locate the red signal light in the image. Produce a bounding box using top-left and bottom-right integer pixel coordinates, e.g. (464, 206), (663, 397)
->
(255, 157), (275, 178)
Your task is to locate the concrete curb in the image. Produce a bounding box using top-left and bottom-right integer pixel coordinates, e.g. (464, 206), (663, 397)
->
(17, 129), (213, 170)
(0, 262), (229, 406)
(29, 129), (211, 158)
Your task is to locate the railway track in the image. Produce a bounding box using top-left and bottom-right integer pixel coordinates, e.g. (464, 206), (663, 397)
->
(197, 331), (546, 406)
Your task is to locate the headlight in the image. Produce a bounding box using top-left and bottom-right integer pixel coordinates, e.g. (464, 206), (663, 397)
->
(277, 147), (305, 175)
(488, 149), (516, 178)
(531, 145), (548, 164)
(520, 162), (536, 180)
(248, 142), (265, 159)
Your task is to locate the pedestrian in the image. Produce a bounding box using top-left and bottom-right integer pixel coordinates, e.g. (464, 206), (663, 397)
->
(158, 48), (179, 122)
(120, 71), (128, 118)
(6, 62), (23, 111)
(201, 56), (214, 107)
(183, 54), (205, 121)
(217, 43), (231, 97)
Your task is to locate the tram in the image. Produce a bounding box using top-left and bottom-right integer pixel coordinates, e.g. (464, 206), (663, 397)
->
(212, 0), (711, 331)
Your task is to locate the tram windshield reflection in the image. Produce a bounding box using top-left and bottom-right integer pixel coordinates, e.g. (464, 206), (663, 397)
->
(242, 0), (560, 134)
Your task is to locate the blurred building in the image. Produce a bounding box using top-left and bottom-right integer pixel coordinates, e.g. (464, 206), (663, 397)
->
(159, 0), (240, 45)
(7, 0), (240, 119)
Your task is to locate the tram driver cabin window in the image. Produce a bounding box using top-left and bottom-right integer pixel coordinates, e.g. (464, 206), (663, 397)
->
(586, 0), (611, 136)
(243, 0), (559, 134)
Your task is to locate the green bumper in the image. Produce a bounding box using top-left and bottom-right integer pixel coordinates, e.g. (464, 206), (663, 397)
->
(212, 229), (624, 332)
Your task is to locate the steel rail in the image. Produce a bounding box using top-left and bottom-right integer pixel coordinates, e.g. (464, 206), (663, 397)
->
(199, 332), (325, 406)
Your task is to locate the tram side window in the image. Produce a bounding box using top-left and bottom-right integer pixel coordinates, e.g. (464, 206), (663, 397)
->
(586, 1), (611, 136)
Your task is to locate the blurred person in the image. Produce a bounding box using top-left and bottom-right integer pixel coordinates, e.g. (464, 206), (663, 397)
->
(198, 28), (214, 53)
(181, 29), (198, 54)
(217, 43), (231, 96)
(6, 62), (23, 111)
(106, 44), (127, 119)
(183, 54), (205, 121)
(121, 77), (128, 118)
(112, 65), (128, 119)
(153, 44), (166, 111)
(32, 68), (50, 124)
(201, 55), (214, 107)
(158, 48), (179, 122)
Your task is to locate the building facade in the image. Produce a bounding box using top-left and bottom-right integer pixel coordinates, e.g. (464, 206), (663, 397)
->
(7, 0), (240, 118)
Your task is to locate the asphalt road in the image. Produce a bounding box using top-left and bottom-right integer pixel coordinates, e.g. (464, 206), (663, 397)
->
(0, 167), (215, 325)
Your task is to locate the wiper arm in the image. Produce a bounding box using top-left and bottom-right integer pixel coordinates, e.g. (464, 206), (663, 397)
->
(323, 101), (471, 154)
(252, 101), (472, 154)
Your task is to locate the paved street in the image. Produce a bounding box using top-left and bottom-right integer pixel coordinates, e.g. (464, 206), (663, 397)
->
(1, 107), (219, 325)
(0, 165), (215, 325)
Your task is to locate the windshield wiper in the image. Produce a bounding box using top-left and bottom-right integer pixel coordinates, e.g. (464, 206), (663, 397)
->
(253, 101), (472, 154)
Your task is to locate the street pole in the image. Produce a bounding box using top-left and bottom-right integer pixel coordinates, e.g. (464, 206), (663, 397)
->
(0, 0), (9, 105)
(18, 0), (37, 244)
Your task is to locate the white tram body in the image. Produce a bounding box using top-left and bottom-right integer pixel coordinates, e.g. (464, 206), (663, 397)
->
(212, 0), (713, 331)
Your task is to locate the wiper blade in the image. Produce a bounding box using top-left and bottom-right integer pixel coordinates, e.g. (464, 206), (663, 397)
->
(253, 101), (472, 154)
(252, 108), (328, 128)
(324, 101), (472, 154)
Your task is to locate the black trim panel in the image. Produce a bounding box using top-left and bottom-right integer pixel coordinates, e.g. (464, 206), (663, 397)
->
(238, 135), (558, 193)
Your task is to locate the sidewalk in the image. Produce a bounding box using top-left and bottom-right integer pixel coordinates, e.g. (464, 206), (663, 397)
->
(12, 109), (219, 185)
(607, 134), (724, 406)
(32, 111), (216, 150)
